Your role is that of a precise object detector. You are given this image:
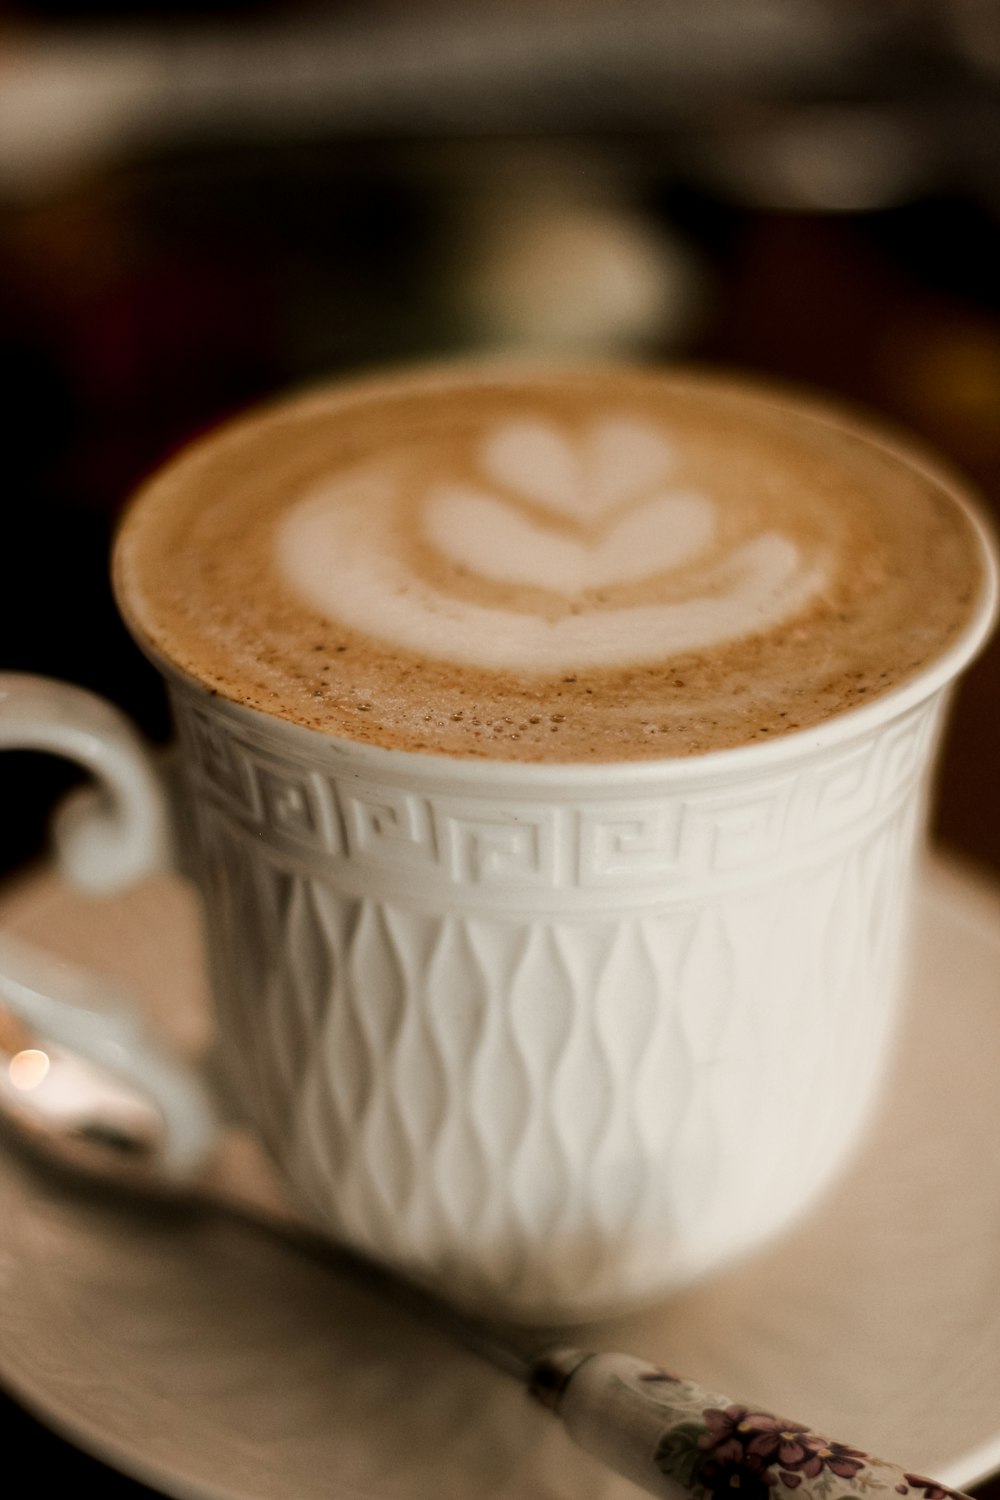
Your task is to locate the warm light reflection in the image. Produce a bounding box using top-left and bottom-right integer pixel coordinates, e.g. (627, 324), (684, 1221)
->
(9, 1048), (51, 1092)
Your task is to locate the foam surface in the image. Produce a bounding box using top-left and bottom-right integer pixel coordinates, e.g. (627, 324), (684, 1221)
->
(114, 365), (988, 761)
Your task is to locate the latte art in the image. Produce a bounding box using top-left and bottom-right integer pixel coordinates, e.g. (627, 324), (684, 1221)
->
(278, 418), (830, 670)
(423, 483), (713, 591)
(114, 365), (988, 761)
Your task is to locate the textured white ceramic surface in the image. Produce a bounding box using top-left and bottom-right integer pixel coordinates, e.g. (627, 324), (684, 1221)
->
(171, 672), (946, 1320)
(1, 856), (999, 1500)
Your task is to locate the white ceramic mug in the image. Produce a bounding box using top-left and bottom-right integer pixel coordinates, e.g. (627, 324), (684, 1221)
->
(0, 421), (995, 1324)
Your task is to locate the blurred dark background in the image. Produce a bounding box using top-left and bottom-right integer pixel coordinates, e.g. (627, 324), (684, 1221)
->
(1, 0), (999, 1492)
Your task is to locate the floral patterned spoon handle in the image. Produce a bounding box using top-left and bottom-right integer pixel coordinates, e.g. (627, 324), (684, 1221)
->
(528, 1347), (968, 1500)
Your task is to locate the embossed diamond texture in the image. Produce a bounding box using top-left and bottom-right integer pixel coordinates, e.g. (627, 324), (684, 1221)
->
(194, 795), (916, 1318)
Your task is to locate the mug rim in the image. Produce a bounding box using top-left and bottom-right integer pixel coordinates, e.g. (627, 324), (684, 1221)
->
(143, 551), (996, 789)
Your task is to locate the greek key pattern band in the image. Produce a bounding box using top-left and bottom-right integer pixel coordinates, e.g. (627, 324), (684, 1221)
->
(173, 690), (943, 910)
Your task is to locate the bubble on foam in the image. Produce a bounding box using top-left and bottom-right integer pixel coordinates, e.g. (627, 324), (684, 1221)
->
(278, 412), (831, 672)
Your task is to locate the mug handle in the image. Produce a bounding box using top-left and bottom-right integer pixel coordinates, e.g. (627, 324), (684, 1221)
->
(0, 672), (219, 1177)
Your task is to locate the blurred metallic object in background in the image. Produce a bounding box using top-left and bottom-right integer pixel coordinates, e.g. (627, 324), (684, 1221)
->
(0, 0), (995, 215)
(942, 0), (1000, 75)
(443, 143), (711, 354)
(692, 104), (937, 212)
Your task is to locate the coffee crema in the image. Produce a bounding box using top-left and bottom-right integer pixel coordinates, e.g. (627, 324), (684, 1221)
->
(114, 364), (987, 761)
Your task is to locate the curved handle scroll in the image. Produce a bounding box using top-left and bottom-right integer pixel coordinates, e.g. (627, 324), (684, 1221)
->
(0, 672), (173, 891)
(0, 673), (218, 1177)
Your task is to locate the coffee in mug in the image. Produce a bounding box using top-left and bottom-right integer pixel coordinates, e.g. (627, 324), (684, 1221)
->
(115, 366), (983, 761)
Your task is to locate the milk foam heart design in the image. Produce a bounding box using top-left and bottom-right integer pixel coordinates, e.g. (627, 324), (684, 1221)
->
(482, 416), (675, 522)
(423, 484), (714, 593)
(277, 405), (831, 672)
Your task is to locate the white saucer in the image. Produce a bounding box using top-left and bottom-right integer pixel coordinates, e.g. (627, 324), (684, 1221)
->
(0, 856), (998, 1500)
